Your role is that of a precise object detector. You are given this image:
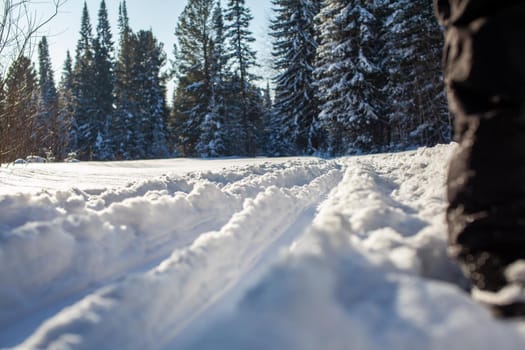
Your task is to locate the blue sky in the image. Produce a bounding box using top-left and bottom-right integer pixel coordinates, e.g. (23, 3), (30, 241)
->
(41, 0), (274, 85)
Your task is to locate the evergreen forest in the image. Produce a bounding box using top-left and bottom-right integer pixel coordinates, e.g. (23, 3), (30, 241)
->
(0, 0), (451, 162)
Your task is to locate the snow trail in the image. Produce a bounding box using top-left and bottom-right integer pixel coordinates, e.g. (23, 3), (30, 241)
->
(182, 145), (525, 350)
(0, 158), (341, 348)
(15, 167), (342, 349)
(2, 146), (525, 349)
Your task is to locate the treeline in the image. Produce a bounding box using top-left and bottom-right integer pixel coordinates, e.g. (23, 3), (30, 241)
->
(0, 0), (450, 162)
(270, 0), (451, 155)
(0, 1), (169, 162)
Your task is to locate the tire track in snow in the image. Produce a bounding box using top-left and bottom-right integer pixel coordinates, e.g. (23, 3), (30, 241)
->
(345, 147), (466, 284)
(15, 166), (343, 350)
(168, 146), (525, 350)
(285, 146), (466, 293)
(0, 181), (238, 330)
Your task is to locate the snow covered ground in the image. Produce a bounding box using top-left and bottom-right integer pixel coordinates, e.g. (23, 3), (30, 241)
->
(1, 144), (525, 349)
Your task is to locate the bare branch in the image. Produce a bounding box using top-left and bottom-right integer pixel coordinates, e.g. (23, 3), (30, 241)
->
(0, 0), (68, 77)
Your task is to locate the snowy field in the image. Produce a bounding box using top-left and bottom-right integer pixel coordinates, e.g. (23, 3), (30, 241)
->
(1, 144), (525, 349)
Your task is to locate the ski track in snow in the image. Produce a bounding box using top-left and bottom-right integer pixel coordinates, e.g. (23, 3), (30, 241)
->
(1, 145), (525, 349)
(0, 158), (341, 348)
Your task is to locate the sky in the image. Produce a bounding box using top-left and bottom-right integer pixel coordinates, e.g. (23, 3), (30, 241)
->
(38, 0), (274, 90)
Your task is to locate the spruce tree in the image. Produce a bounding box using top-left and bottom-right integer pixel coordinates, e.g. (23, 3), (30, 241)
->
(270, 0), (322, 155)
(72, 2), (98, 160)
(314, 0), (351, 154)
(113, 2), (169, 160)
(378, 0), (450, 149)
(314, 0), (385, 155)
(196, 1), (230, 157)
(224, 0), (260, 156)
(2, 56), (39, 160)
(312, 0), (449, 154)
(172, 0), (215, 156)
(211, 2), (229, 88)
(37, 36), (60, 158)
(345, 0), (386, 152)
(93, 0), (115, 159)
(114, 0), (136, 159)
(133, 30), (169, 159)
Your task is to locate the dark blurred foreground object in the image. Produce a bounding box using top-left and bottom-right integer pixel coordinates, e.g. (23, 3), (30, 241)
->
(434, 0), (525, 317)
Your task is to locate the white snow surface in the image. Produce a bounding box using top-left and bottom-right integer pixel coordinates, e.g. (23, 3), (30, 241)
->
(1, 144), (525, 349)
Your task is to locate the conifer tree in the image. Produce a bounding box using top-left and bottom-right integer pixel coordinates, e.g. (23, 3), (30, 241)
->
(197, 100), (227, 157)
(114, 0), (136, 159)
(133, 30), (169, 159)
(209, 1), (229, 85)
(57, 51), (75, 158)
(345, 0), (386, 151)
(270, 0), (322, 155)
(112, 2), (169, 159)
(93, 0), (115, 159)
(196, 1), (230, 157)
(2, 56), (39, 161)
(247, 83), (266, 154)
(382, 0), (450, 147)
(314, 0), (385, 155)
(224, 0), (260, 156)
(37, 36), (60, 158)
(172, 0), (215, 156)
(260, 80), (274, 154)
(72, 2), (98, 160)
(314, 0), (351, 154)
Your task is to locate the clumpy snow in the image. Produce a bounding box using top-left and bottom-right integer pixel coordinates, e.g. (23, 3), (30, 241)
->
(1, 144), (524, 349)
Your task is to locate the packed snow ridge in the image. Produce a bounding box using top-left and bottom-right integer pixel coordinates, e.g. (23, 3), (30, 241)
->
(1, 144), (524, 350)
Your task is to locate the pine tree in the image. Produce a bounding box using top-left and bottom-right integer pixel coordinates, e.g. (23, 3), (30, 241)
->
(37, 36), (60, 159)
(224, 0), (260, 156)
(2, 56), (39, 161)
(270, 0), (322, 155)
(72, 2), (98, 160)
(172, 0), (216, 157)
(92, 0), (115, 159)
